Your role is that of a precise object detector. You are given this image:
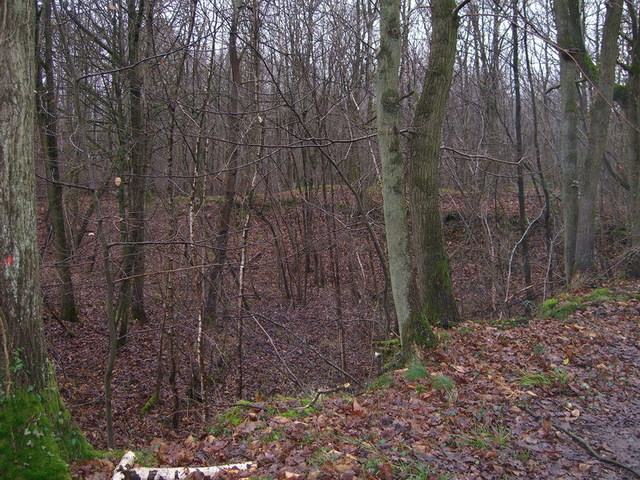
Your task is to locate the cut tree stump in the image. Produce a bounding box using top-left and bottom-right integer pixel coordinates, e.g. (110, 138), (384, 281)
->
(111, 451), (253, 480)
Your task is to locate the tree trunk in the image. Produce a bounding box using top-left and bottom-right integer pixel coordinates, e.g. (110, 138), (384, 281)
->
(512, 0), (534, 307)
(37, 0), (79, 323)
(624, 3), (640, 278)
(554, 46), (580, 281)
(377, 0), (424, 348)
(126, 0), (148, 323)
(0, 2), (92, 475)
(408, 0), (461, 338)
(116, 0), (149, 344)
(205, 0), (242, 322)
(573, 0), (622, 279)
(554, 0), (622, 284)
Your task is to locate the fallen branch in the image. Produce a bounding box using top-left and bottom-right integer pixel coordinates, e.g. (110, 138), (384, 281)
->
(524, 406), (640, 478)
(112, 451), (253, 480)
(304, 383), (351, 409)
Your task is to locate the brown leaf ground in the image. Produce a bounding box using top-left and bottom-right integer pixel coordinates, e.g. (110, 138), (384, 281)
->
(71, 280), (640, 480)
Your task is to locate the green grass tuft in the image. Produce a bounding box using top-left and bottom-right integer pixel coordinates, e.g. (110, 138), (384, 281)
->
(404, 364), (430, 382)
(430, 375), (456, 392)
(459, 424), (511, 449)
(518, 369), (568, 387)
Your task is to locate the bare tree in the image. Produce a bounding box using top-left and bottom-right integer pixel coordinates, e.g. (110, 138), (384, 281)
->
(37, 0), (79, 322)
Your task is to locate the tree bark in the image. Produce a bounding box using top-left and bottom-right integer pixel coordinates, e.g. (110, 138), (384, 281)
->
(554, 0), (622, 284)
(0, 1), (91, 475)
(623, 2), (640, 278)
(377, 0), (424, 348)
(116, 0), (149, 345)
(206, 0), (242, 321)
(0, 0), (47, 395)
(127, 0), (149, 324)
(512, 0), (534, 306)
(37, 0), (79, 323)
(408, 0), (461, 337)
(573, 0), (622, 279)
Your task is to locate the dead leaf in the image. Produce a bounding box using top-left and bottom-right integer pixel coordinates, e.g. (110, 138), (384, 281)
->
(351, 399), (365, 416)
(282, 471), (304, 479)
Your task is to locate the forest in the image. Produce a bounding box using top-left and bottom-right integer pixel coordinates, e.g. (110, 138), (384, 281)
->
(1, 0), (639, 478)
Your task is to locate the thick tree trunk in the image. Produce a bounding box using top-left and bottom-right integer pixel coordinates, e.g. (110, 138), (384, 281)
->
(626, 57), (640, 278)
(0, 1), (47, 395)
(573, 0), (622, 279)
(554, 0), (622, 284)
(619, 2), (640, 278)
(377, 0), (426, 348)
(408, 0), (461, 337)
(554, 0), (578, 283)
(0, 2), (92, 476)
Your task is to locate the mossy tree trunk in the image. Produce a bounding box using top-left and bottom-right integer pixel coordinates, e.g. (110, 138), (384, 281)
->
(377, 0), (427, 350)
(619, 1), (640, 278)
(408, 0), (462, 339)
(554, 0), (623, 284)
(572, 0), (622, 279)
(0, 2), (92, 477)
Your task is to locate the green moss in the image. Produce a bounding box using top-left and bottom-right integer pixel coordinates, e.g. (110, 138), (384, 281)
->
(140, 392), (158, 415)
(540, 287), (613, 320)
(367, 373), (393, 391)
(401, 310), (438, 362)
(458, 325), (474, 335)
(262, 428), (284, 442)
(96, 449), (155, 468)
(373, 338), (400, 366)
(211, 399), (255, 434)
(583, 287), (612, 303)
(494, 317), (530, 330)
(0, 387), (92, 480)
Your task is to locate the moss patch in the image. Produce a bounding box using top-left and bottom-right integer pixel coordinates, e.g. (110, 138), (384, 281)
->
(0, 365), (93, 480)
(0, 392), (71, 480)
(540, 287), (613, 320)
(367, 373), (393, 391)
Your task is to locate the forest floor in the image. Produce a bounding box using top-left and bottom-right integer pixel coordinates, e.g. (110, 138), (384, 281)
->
(70, 279), (640, 480)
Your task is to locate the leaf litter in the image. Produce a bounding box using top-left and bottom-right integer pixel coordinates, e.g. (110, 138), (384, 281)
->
(72, 280), (640, 479)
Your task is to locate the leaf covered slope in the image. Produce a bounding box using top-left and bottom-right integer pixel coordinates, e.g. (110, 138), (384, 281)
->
(75, 282), (640, 480)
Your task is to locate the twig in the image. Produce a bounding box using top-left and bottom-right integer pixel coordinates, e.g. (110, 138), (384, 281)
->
(524, 406), (640, 478)
(304, 383), (351, 409)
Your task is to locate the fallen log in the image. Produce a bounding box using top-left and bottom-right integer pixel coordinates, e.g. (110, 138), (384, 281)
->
(112, 451), (253, 480)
